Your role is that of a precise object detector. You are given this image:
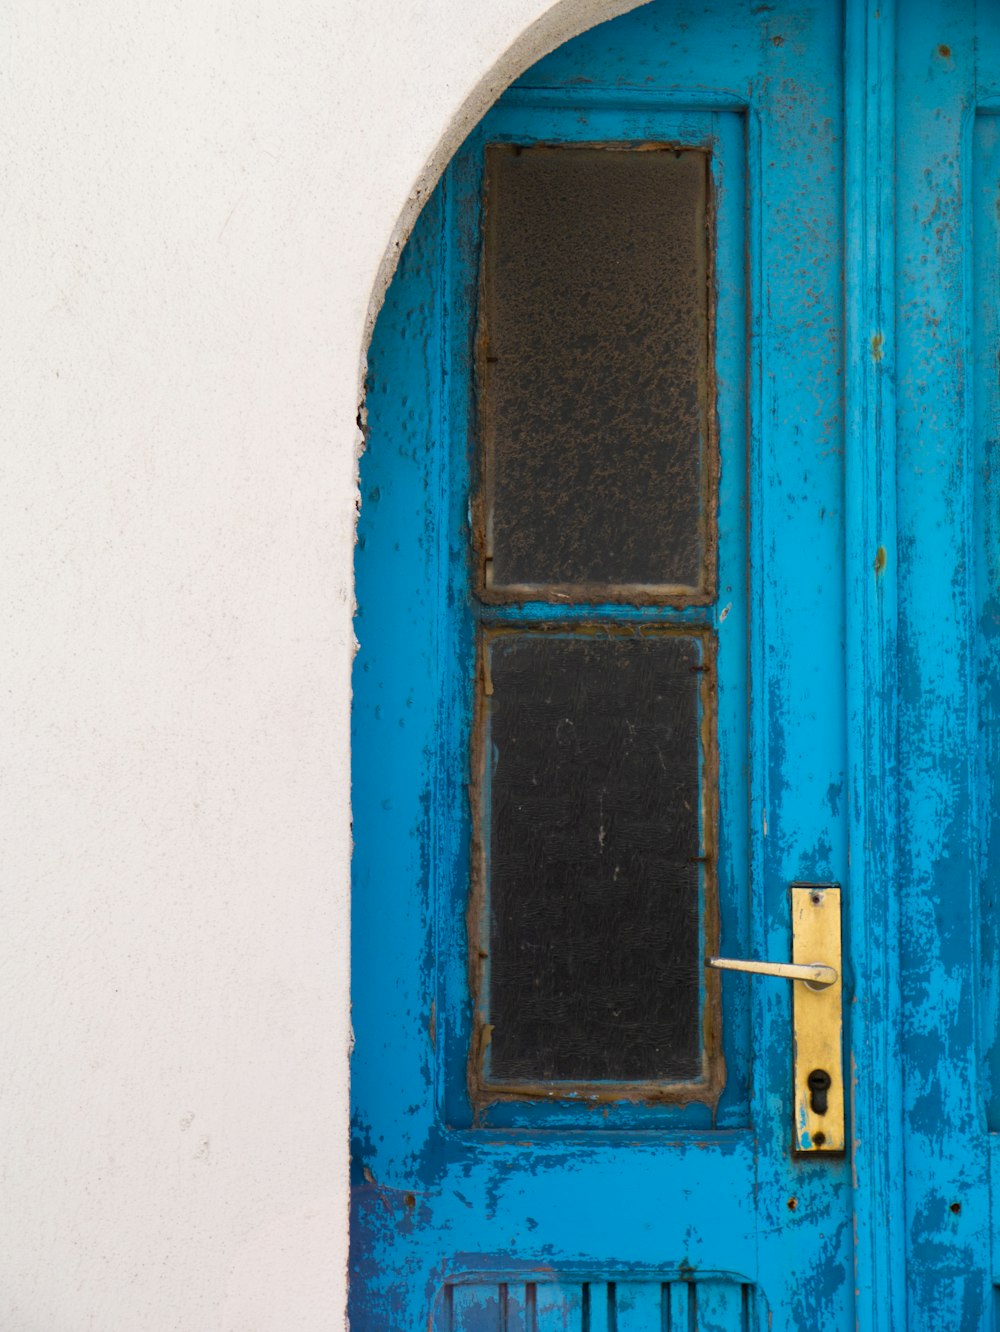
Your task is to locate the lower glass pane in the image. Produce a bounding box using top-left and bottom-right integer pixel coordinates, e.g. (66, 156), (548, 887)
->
(474, 629), (715, 1092)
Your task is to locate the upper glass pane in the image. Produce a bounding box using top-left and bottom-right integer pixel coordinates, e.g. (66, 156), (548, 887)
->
(480, 143), (715, 601)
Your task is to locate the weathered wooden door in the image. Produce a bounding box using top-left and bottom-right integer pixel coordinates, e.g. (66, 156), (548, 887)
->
(352, 1), (1000, 1326)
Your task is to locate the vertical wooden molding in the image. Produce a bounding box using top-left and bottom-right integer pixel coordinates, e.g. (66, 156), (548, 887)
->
(844, 0), (906, 1326)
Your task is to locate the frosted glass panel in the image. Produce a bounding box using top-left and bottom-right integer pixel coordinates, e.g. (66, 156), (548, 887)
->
(482, 144), (712, 598)
(483, 631), (707, 1083)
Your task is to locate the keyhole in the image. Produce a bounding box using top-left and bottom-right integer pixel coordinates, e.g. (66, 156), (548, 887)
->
(807, 1068), (832, 1115)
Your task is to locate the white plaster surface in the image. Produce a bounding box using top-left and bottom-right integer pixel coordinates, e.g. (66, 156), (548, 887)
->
(1, 1), (644, 1326)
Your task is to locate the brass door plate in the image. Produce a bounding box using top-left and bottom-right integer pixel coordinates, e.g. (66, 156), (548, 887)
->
(792, 883), (844, 1153)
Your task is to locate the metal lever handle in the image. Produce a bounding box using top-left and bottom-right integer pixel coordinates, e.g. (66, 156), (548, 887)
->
(707, 956), (838, 991)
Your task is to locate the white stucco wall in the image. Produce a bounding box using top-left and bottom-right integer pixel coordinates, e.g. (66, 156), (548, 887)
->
(1, 2), (644, 1326)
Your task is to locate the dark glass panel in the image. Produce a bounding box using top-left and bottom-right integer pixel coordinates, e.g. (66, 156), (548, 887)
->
(481, 144), (712, 596)
(484, 631), (706, 1084)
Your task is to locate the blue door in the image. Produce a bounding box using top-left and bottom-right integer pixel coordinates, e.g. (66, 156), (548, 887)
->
(352, 1), (1000, 1326)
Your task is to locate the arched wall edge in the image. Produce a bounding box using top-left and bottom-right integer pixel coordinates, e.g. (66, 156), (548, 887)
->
(355, 0), (652, 402)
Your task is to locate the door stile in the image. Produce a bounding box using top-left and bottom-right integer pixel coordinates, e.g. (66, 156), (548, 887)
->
(745, 93), (766, 1280)
(896, 5), (996, 1321)
(843, 0), (906, 1327)
(745, 13), (854, 1313)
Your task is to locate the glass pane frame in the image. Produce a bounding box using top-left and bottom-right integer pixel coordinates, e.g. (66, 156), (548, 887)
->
(436, 100), (750, 1131)
(468, 624), (722, 1106)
